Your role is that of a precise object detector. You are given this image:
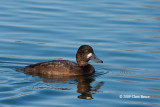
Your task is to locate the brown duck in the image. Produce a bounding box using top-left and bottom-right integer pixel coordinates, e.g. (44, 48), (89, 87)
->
(18, 45), (103, 76)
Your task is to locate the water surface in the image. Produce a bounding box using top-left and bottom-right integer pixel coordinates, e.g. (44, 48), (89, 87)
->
(0, 0), (160, 107)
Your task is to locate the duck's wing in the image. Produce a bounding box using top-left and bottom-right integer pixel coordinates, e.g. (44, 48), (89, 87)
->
(17, 60), (81, 75)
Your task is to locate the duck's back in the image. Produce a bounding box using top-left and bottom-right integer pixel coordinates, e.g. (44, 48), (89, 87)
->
(18, 60), (94, 75)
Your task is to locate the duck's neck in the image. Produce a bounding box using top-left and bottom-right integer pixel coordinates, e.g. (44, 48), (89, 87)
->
(76, 53), (89, 66)
(77, 61), (89, 67)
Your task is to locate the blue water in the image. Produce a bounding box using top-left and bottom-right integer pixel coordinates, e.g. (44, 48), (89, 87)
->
(0, 0), (160, 106)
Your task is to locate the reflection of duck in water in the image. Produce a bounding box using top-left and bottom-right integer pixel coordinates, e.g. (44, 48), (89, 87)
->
(26, 72), (104, 99)
(76, 76), (104, 99)
(18, 45), (103, 75)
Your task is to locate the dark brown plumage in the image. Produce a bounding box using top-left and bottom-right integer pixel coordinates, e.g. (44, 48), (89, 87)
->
(18, 45), (103, 76)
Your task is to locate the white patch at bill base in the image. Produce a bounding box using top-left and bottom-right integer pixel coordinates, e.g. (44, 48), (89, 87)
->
(87, 53), (93, 58)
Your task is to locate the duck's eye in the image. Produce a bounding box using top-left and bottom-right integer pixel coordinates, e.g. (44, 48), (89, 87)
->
(85, 50), (88, 53)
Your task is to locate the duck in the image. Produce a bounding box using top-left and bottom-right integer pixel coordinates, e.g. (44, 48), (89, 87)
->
(18, 45), (103, 76)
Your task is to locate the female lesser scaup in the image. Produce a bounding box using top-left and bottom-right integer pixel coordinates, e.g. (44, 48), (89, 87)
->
(18, 45), (103, 75)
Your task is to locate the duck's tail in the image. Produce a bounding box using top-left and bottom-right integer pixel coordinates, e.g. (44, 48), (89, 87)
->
(17, 68), (25, 71)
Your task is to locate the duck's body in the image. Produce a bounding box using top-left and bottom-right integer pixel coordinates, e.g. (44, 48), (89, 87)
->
(18, 45), (103, 76)
(20, 60), (95, 75)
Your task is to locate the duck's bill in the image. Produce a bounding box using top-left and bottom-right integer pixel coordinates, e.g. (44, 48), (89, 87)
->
(90, 54), (103, 63)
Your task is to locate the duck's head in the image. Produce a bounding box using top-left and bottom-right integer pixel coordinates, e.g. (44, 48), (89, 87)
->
(76, 45), (103, 66)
